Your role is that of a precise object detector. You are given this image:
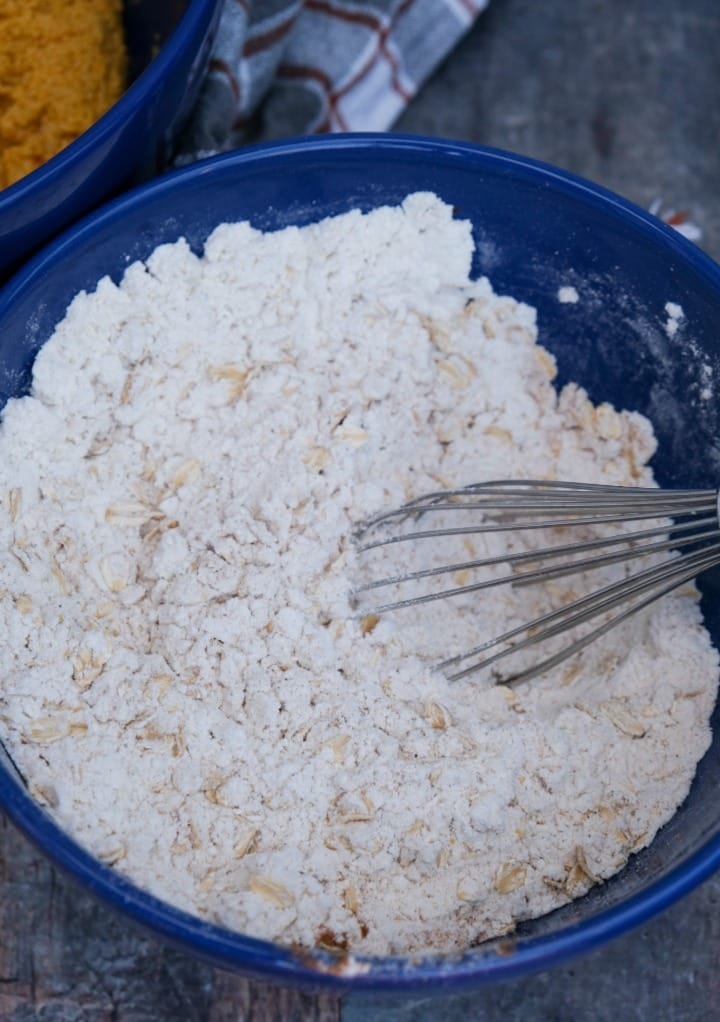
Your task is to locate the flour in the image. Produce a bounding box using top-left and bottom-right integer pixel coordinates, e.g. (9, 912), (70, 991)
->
(0, 194), (717, 956)
(664, 300), (685, 338)
(557, 285), (580, 304)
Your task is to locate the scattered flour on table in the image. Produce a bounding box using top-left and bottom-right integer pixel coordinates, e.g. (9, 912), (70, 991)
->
(0, 194), (717, 956)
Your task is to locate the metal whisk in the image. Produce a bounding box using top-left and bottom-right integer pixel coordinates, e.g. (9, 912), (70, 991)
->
(352, 481), (720, 685)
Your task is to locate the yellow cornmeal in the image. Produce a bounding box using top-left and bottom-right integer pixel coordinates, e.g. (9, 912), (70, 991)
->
(0, 0), (126, 190)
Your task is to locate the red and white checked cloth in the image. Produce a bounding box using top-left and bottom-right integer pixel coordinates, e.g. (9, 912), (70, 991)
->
(180, 0), (489, 156)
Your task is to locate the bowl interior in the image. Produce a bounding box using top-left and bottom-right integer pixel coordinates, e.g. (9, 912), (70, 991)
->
(0, 136), (718, 988)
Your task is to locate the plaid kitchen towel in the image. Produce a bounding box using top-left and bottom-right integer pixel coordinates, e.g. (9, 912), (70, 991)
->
(180, 0), (489, 157)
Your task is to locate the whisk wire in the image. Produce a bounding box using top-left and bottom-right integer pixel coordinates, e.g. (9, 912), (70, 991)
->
(354, 516), (719, 605)
(440, 543), (720, 683)
(358, 480), (717, 535)
(354, 480), (720, 685)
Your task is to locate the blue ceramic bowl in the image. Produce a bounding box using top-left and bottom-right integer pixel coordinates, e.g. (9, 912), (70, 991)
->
(0, 135), (719, 992)
(0, 0), (223, 279)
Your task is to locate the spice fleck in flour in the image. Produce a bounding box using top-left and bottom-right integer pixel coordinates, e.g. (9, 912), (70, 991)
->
(0, 195), (717, 955)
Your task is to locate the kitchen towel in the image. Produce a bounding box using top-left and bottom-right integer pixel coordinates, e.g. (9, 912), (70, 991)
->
(180, 0), (489, 157)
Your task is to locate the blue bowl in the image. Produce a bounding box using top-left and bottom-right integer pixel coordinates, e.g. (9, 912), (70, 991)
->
(0, 0), (223, 280)
(0, 135), (719, 992)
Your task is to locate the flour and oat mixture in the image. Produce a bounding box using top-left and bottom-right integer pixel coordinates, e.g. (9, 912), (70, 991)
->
(0, 194), (717, 956)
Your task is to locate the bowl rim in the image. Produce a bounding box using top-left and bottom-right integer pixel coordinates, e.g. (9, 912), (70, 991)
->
(0, 0), (219, 208)
(1, 133), (719, 992)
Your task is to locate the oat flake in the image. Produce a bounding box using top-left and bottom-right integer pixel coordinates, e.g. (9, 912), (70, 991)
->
(0, 194), (717, 955)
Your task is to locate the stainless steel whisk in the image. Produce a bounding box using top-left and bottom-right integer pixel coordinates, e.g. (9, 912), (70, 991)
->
(352, 481), (720, 685)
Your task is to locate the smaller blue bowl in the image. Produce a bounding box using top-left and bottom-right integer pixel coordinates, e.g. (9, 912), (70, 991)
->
(0, 0), (223, 280)
(0, 135), (719, 993)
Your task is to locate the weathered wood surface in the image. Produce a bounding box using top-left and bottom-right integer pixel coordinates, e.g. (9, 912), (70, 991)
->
(0, 816), (340, 1021)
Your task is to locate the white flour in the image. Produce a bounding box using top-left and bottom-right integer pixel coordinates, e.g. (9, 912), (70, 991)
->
(557, 285), (580, 304)
(664, 301), (685, 338)
(0, 194), (717, 956)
